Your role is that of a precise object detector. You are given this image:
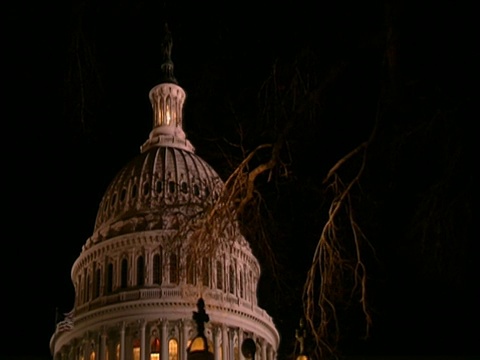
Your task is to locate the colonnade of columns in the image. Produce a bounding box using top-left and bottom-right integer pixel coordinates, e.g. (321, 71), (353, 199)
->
(56, 319), (276, 360)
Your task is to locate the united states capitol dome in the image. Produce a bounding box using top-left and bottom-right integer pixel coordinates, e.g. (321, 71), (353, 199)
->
(50, 26), (279, 360)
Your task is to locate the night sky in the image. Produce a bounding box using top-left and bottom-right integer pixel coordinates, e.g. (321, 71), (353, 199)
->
(3, 1), (477, 359)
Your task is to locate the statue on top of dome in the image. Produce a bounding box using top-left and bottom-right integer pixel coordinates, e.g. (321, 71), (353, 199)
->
(160, 23), (177, 84)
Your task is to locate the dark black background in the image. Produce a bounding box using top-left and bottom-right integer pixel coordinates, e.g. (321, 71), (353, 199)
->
(3, 1), (477, 359)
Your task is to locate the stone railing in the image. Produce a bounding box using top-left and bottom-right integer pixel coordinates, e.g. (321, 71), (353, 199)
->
(75, 286), (261, 318)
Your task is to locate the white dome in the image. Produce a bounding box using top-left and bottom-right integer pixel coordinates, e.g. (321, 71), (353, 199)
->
(50, 27), (279, 360)
(91, 146), (224, 245)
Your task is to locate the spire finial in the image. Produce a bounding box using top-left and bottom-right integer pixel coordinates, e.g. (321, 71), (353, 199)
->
(160, 23), (177, 84)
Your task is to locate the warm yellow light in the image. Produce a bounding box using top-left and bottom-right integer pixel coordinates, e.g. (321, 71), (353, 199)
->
(169, 338), (178, 359)
(165, 99), (171, 125)
(166, 109), (171, 124)
(296, 355), (308, 360)
(133, 347), (140, 360)
(189, 337), (207, 352)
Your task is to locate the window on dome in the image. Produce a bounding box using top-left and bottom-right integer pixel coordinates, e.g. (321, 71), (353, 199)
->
(94, 268), (101, 298)
(249, 271), (253, 301)
(169, 253), (178, 284)
(165, 96), (172, 125)
(169, 181), (175, 193)
(234, 345), (240, 360)
(181, 182), (188, 193)
(133, 339), (140, 360)
(229, 264), (235, 294)
(168, 339), (178, 360)
(137, 256), (145, 286)
(186, 255), (195, 284)
(205, 187), (210, 197)
(111, 194), (117, 207)
(78, 274), (83, 304)
(132, 184), (138, 198)
(156, 180), (163, 193)
(193, 184), (200, 196)
(143, 182), (150, 196)
(216, 261), (223, 290)
(150, 337), (160, 360)
(106, 263), (114, 294)
(86, 274), (91, 302)
(120, 189), (126, 202)
(239, 271), (244, 298)
(153, 253), (162, 285)
(202, 258), (210, 287)
(121, 258), (128, 289)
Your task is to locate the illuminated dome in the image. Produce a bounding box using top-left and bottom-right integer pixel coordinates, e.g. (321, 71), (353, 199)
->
(50, 25), (279, 360)
(91, 146), (224, 246)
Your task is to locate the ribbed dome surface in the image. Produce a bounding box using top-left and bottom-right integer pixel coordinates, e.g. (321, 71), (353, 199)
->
(92, 146), (223, 243)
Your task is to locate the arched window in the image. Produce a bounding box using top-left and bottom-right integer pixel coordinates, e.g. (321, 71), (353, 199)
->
(249, 271), (253, 301)
(132, 339), (140, 360)
(186, 255), (195, 285)
(165, 96), (172, 125)
(137, 256), (145, 286)
(150, 337), (160, 360)
(106, 263), (114, 294)
(111, 193), (117, 208)
(143, 181), (150, 196)
(229, 264), (235, 294)
(116, 343), (120, 360)
(89, 351), (96, 360)
(156, 180), (163, 193)
(153, 253), (162, 285)
(234, 344), (240, 360)
(239, 270), (244, 298)
(94, 268), (101, 298)
(85, 273), (91, 302)
(216, 261), (223, 290)
(181, 182), (188, 193)
(78, 274), (83, 305)
(168, 181), (175, 194)
(193, 184), (200, 196)
(168, 339), (178, 360)
(202, 258), (210, 287)
(169, 253), (178, 284)
(121, 258), (128, 289)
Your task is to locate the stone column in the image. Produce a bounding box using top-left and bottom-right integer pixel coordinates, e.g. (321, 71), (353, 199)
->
(120, 322), (126, 360)
(140, 320), (146, 360)
(261, 339), (267, 360)
(238, 328), (244, 360)
(100, 328), (107, 360)
(229, 328), (237, 360)
(181, 319), (189, 360)
(222, 325), (228, 360)
(83, 339), (89, 360)
(268, 346), (275, 360)
(213, 326), (221, 360)
(161, 319), (168, 360)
